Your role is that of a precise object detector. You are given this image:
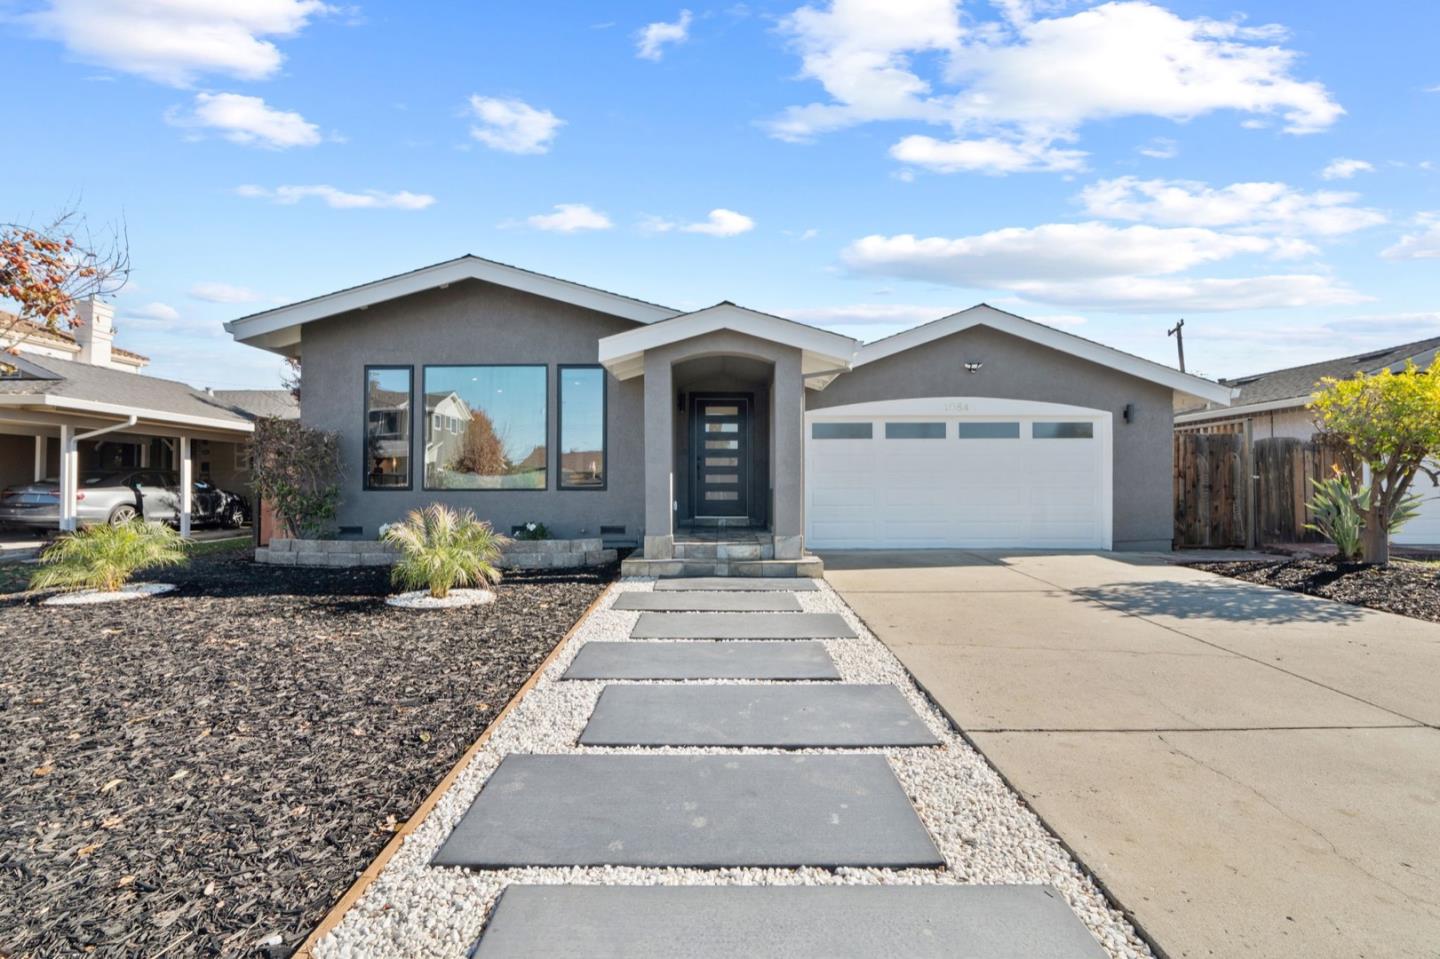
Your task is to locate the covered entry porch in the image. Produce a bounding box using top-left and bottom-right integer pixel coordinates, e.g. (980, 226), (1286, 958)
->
(597, 303), (855, 576)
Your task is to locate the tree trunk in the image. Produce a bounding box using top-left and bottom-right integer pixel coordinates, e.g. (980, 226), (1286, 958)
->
(1362, 504), (1389, 565)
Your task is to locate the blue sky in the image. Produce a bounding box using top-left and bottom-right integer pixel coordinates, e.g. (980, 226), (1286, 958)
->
(4, 0), (1438, 388)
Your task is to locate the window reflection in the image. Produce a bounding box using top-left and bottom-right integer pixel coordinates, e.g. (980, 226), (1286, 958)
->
(560, 366), (605, 489)
(423, 366), (547, 489)
(365, 367), (411, 489)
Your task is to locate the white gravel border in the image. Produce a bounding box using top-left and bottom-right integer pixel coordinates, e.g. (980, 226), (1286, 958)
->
(384, 588), (497, 610)
(314, 578), (1154, 959)
(42, 582), (176, 606)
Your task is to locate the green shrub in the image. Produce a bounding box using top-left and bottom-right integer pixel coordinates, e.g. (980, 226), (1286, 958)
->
(513, 521), (551, 541)
(1306, 472), (1423, 562)
(31, 521), (188, 593)
(382, 504), (508, 599)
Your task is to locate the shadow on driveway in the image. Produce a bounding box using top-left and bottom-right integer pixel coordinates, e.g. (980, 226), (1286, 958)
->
(1073, 578), (1369, 625)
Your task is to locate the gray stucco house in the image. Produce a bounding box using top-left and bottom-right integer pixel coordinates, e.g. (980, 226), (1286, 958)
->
(225, 255), (1231, 569)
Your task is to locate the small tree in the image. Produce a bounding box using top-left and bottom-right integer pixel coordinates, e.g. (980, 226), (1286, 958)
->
(1, 208), (130, 372)
(249, 417), (343, 538)
(1310, 358), (1440, 564)
(382, 504), (507, 599)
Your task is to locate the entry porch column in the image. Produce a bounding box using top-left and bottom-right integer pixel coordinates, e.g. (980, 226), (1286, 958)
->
(179, 434), (193, 538)
(642, 352), (674, 559)
(770, 351), (805, 559)
(58, 424), (78, 532)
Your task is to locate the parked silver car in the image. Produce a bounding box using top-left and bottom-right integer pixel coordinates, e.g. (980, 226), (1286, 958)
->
(0, 471), (249, 530)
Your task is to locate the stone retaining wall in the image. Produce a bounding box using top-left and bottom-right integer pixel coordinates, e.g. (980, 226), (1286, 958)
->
(255, 537), (617, 570)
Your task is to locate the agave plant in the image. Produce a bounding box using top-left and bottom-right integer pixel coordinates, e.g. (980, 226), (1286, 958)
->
(30, 520), (188, 593)
(382, 504), (508, 599)
(1306, 471), (1423, 562)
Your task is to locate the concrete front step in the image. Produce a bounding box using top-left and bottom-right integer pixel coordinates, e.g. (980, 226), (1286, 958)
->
(620, 556), (824, 579)
(630, 612), (857, 640)
(673, 542), (775, 561)
(431, 754), (942, 869)
(472, 885), (1110, 959)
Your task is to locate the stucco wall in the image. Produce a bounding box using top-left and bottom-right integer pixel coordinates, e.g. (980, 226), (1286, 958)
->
(808, 326), (1177, 550)
(299, 279), (646, 539)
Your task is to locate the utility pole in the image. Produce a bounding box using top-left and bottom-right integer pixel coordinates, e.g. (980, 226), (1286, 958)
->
(1168, 318), (1186, 372)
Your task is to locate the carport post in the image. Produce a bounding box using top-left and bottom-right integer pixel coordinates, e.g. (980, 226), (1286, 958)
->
(179, 435), (193, 538)
(34, 435), (46, 482)
(58, 424), (77, 532)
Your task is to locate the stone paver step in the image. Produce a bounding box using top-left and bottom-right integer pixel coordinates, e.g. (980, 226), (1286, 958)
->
(612, 591), (803, 612)
(579, 683), (939, 748)
(472, 884), (1108, 958)
(563, 641), (840, 681)
(630, 612), (857, 640)
(432, 754), (942, 869)
(652, 577), (819, 592)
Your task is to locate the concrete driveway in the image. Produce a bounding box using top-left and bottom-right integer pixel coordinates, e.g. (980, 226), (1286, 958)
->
(822, 549), (1440, 959)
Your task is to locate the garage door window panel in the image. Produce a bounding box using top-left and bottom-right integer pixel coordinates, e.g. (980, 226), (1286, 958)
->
(812, 422), (873, 440)
(957, 422), (1020, 439)
(1032, 421), (1094, 439)
(885, 422), (946, 439)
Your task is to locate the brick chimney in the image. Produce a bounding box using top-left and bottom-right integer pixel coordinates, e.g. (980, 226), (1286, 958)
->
(72, 297), (116, 368)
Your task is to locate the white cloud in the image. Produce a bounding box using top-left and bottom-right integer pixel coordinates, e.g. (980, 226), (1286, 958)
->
(29, 0), (329, 86)
(890, 133), (1085, 174)
(1138, 136), (1178, 159)
(841, 223), (1364, 311)
(1079, 176), (1387, 236)
(190, 282), (263, 304)
(1320, 157), (1375, 180)
(171, 92), (322, 148)
(770, 0), (1341, 174)
(467, 95), (563, 154)
(645, 208), (756, 237)
(636, 9), (692, 60)
(524, 203), (613, 233)
(123, 302), (180, 322)
(1381, 213), (1440, 260)
(234, 184), (436, 209)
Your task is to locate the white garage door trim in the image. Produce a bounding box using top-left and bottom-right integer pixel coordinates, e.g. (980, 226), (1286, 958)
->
(804, 397), (1114, 550)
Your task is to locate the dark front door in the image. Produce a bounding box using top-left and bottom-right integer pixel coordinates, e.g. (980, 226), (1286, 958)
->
(693, 397), (750, 519)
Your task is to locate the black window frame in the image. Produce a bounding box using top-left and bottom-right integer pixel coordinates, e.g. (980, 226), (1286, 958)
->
(363, 364), (415, 492)
(421, 363), (550, 492)
(558, 363), (608, 492)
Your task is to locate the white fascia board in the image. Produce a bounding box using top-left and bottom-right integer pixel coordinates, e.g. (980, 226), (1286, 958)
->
(225, 256), (680, 346)
(0, 394), (254, 434)
(856, 304), (1235, 407)
(1174, 395), (1309, 423)
(598, 304), (858, 383)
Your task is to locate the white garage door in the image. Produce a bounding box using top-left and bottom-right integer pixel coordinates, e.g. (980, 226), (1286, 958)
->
(805, 398), (1113, 550)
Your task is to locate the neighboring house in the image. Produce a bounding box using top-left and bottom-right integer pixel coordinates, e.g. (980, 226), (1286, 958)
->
(0, 300), (296, 531)
(224, 255), (1232, 559)
(422, 390), (473, 487)
(1176, 336), (1440, 545)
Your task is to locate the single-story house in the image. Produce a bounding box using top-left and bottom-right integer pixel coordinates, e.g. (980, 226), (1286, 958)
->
(1175, 335), (1440, 545)
(0, 301), (296, 533)
(224, 255), (1232, 568)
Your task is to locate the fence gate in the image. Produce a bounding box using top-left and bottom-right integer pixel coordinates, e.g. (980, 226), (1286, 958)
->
(1253, 438), (1344, 543)
(1173, 432), (1250, 548)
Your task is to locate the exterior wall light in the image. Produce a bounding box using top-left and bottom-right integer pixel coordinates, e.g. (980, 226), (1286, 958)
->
(1123, 403), (1135, 423)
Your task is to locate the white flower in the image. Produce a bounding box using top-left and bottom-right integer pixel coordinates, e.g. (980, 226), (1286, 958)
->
(526, 522), (537, 531)
(378, 523), (391, 538)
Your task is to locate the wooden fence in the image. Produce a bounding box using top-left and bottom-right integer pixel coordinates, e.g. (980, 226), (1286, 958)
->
(1174, 434), (1344, 548)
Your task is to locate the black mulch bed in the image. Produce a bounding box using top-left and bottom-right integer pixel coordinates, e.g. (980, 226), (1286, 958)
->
(1191, 557), (1440, 623)
(0, 550), (612, 958)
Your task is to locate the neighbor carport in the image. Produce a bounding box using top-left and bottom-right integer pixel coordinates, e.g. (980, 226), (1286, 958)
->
(823, 549), (1440, 959)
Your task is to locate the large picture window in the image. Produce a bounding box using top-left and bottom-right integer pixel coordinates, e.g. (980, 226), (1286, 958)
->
(559, 365), (606, 489)
(364, 366), (412, 490)
(423, 365), (547, 490)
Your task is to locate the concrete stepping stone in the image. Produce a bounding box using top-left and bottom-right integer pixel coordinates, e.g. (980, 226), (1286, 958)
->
(653, 577), (819, 592)
(431, 754), (942, 869)
(612, 591), (803, 612)
(473, 884), (1108, 958)
(579, 684), (939, 748)
(563, 641), (840, 681)
(630, 612), (857, 640)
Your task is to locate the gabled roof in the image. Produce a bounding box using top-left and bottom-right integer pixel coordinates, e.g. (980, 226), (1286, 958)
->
(856, 304), (1234, 406)
(224, 255), (682, 354)
(1177, 334), (1440, 422)
(0, 354), (261, 432)
(597, 302), (859, 388)
(1, 309), (149, 365)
